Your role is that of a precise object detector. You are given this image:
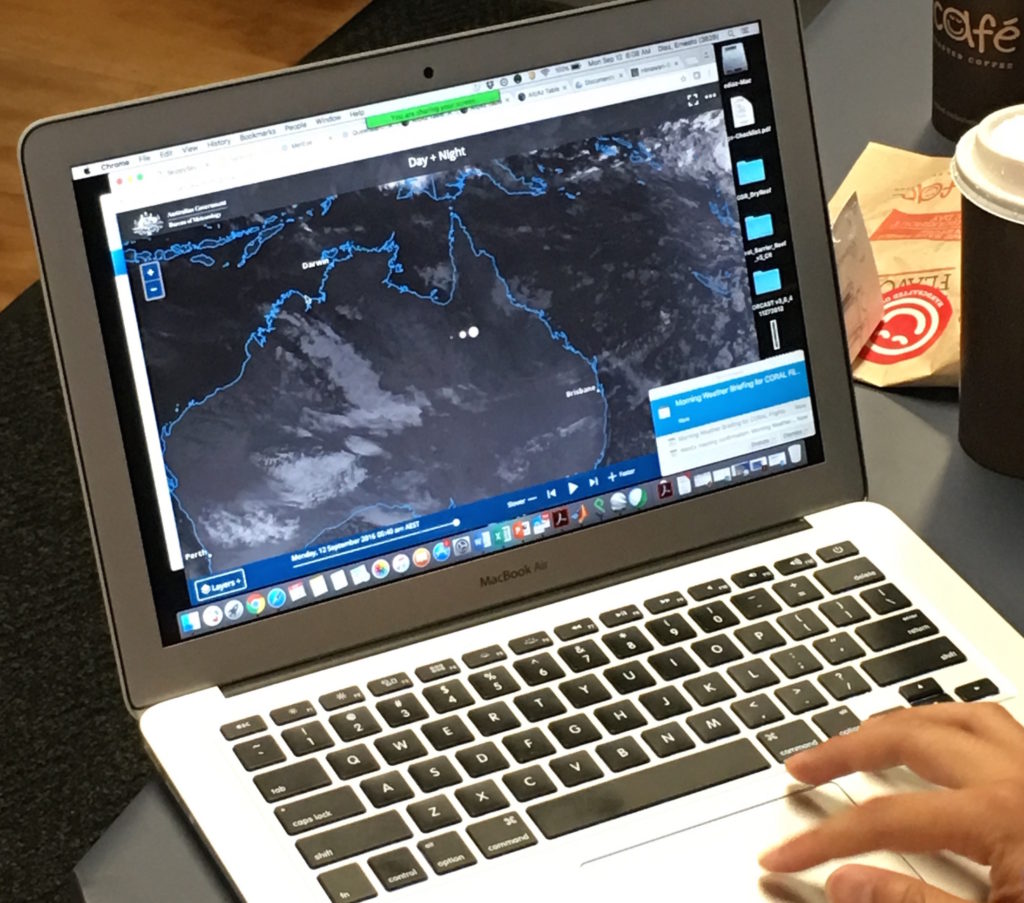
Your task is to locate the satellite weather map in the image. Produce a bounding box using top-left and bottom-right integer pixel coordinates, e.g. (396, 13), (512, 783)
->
(122, 95), (757, 581)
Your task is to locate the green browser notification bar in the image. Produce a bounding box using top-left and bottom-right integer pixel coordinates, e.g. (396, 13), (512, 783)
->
(365, 89), (502, 129)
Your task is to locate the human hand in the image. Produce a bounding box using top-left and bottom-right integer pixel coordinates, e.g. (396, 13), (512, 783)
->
(758, 702), (1024, 902)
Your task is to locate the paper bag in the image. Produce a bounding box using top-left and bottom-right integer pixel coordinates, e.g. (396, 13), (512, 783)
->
(829, 143), (962, 388)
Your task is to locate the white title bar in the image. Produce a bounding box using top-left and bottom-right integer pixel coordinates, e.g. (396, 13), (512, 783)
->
(72, 21), (759, 180)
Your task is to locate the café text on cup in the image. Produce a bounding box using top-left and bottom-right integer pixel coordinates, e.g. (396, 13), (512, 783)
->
(934, 2), (1021, 57)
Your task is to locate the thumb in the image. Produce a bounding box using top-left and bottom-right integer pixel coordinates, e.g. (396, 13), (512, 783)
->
(825, 865), (970, 903)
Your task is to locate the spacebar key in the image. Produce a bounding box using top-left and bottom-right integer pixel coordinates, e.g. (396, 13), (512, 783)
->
(526, 739), (769, 838)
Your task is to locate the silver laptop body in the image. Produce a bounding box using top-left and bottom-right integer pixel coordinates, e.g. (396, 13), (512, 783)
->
(20, 1), (1023, 899)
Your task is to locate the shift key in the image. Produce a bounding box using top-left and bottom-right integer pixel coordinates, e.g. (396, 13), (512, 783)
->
(296, 810), (412, 868)
(862, 637), (966, 686)
(815, 558), (885, 594)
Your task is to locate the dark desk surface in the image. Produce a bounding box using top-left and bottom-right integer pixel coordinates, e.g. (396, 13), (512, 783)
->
(75, 0), (1024, 899)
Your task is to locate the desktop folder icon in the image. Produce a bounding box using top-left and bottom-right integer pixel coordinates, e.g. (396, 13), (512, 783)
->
(753, 268), (782, 295)
(744, 214), (774, 241)
(736, 158), (766, 186)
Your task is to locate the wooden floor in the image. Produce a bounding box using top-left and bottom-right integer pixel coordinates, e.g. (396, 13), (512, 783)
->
(0, 0), (370, 311)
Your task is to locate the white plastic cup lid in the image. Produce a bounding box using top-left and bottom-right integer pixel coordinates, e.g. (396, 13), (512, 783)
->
(952, 104), (1024, 226)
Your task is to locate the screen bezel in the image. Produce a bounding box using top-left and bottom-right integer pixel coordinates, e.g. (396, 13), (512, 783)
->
(20, 0), (864, 711)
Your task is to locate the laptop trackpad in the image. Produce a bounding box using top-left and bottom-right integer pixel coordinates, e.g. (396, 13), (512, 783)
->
(579, 783), (920, 901)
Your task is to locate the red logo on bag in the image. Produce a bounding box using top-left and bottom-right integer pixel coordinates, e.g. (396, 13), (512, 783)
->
(859, 284), (953, 365)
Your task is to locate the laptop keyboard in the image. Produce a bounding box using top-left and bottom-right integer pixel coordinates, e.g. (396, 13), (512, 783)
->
(221, 541), (999, 899)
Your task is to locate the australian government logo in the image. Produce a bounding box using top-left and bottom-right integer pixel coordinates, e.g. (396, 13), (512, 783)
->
(131, 211), (164, 238)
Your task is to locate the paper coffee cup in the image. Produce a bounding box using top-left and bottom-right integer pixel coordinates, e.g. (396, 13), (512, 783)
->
(933, 1), (1024, 141)
(951, 104), (1024, 477)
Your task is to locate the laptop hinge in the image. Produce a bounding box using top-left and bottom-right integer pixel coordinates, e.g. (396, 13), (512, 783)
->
(221, 516), (811, 697)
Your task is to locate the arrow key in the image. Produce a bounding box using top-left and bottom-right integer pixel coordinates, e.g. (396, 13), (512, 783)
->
(955, 678), (999, 702)
(898, 677), (943, 704)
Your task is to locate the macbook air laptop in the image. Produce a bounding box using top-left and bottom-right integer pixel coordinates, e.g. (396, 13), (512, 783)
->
(20, 0), (1024, 900)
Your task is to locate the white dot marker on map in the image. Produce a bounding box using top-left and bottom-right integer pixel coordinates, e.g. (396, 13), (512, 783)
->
(468, 326), (480, 338)
(458, 330), (467, 339)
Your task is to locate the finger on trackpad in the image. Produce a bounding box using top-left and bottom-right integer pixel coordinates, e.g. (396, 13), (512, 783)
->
(580, 783), (919, 902)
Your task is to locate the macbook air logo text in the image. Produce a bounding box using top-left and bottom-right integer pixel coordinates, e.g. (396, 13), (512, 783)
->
(132, 211), (165, 238)
(479, 561), (547, 587)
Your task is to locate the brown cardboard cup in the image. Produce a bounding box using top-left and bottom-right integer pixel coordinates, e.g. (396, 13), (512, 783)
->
(933, 1), (1024, 141)
(951, 104), (1024, 477)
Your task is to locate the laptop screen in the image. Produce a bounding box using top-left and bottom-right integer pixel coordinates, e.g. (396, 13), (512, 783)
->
(70, 20), (823, 645)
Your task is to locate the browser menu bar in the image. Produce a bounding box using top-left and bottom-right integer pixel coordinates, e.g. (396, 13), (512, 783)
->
(71, 22), (758, 180)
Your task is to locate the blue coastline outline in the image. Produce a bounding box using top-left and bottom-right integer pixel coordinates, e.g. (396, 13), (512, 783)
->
(142, 134), (681, 575)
